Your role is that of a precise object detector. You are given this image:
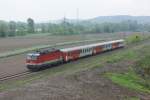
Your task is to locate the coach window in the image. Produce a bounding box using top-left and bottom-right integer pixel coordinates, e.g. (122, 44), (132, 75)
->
(118, 42), (120, 46)
(104, 45), (105, 48)
(109, 44), (111, 48)
(108, 44), (110, 48)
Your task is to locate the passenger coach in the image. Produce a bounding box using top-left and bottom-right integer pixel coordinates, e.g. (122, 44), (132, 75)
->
(26, 39), (125, 71)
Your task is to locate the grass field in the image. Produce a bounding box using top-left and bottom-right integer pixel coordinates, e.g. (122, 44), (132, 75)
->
(0, 33), (123, 53)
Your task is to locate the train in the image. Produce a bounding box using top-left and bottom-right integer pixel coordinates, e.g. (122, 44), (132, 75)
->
(26, 39), (125, 71)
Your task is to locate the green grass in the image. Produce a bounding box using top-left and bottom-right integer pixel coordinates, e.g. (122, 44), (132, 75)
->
(105, 71), (150, 93)
(125, 33), (150, 44)
(136, 55), (150, 69)
(126, 33), (143, 43)
(134, 50), (150, 88)
(105, 44), (150, 93)
(106, 50), (138, 63)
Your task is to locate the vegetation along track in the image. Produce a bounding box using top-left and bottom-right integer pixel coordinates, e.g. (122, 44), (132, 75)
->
(0, 71), (33, 82)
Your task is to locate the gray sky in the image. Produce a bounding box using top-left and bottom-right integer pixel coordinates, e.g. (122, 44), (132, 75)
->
(0, 0), (149, 22)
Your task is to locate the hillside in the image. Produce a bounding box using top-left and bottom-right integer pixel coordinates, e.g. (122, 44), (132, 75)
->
(89, 15), (150, 24)
(50, 15), (150, 24)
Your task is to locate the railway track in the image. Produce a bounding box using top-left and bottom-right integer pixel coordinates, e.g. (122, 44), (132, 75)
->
(0, 71), (32, 82)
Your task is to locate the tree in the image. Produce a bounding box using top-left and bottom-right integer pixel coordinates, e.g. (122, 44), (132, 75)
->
(16, 22), (27, 36)
(27, 18), (35, 33)
(8, 21), (16, 36)
(0, 20), (9, 37)
(41, 23), (47, 33)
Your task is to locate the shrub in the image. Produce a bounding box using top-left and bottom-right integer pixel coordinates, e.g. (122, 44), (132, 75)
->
(126, 34), (143, 43)
(135, 55), (150, 78)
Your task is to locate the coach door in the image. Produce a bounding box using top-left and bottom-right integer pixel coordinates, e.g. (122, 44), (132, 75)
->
(112, 43), (118, 49)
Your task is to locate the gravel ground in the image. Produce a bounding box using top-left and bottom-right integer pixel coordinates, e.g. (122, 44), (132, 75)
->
(0, 61), (149, 100)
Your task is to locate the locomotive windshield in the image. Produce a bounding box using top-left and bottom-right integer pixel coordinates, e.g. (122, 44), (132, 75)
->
(27, 53), (40, 60)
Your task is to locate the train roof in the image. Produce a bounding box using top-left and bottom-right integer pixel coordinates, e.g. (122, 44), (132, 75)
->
(27, 48), (60, 55)
(60, 39), (124, 52)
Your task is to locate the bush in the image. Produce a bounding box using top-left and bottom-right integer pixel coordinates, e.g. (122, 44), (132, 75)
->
(126, 34), (143, 43)
(135, 55), (150, 77)
(105, 71), (150, 93)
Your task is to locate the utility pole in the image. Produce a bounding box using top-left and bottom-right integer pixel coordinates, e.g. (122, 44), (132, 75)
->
(76, 8), (79, 24)
(76, 8), (80, 34)
(63, 12), (67, 24)
(63, 12), (67, 34)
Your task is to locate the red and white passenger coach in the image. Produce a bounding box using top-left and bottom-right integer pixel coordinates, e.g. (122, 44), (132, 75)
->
(26, 39), (125, 71)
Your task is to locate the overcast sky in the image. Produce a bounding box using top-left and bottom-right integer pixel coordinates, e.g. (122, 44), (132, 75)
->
(0, 0), (149, 22)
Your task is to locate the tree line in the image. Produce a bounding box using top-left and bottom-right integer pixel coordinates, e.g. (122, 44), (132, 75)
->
(0, 18), (150, 37)
(0, 18), (35, 37)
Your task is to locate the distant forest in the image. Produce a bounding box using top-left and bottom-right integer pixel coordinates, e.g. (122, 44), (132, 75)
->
(0, 16), (150, 37)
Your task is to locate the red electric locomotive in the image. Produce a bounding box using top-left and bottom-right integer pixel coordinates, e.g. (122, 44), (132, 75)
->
(26, 48), (63, 71)
(26, 39), (125, 71)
